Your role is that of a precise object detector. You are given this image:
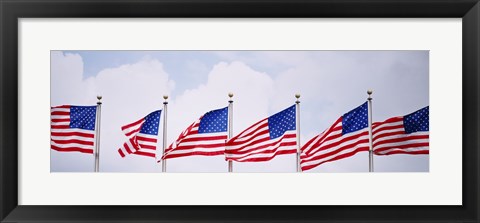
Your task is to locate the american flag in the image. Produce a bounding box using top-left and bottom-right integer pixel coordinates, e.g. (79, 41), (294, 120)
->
(161, 107), (228, 160)
(118, 110), (161, 158)
(225, 105), (297, 162)
(51, 105), (97, 154)
(300, 102), (370, 171)
(373, 106), (429, 155)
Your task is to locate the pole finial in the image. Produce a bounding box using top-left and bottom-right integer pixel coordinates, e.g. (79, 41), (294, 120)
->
(295, 93), (300, 103)
(97, 95), (102, 105)
(228, 92), (234, 103)
(163, 95), (168, 105)
(367, 89), (373, 100)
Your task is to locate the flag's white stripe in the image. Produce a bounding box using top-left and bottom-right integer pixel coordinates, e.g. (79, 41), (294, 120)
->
(374, 138), (429, 150)
(302, 123), (342, 154)
(51, 141), (95, 149)
(376, 146), (429, 155)
(235, 119), (268, 138)
(301, 134), (369, 162)
(301, 142), (370, 168)
(305, 128), (343, 155)
(372, 128), (405, 138)
(122, 120), (145, 136)
(227, 135), (297, 160)
(163, 147), (225, 156)
(51, 121), (70, 126)
(51, 108), (70, 112)
(137, 133), (158, 139)
(51, 115), (70, 120)
(228, 125), (269, 145)
(138, 140), (157, 147)
(307, 128), (368, 157)
(226, 134), (269, 151)
(135, 148), (156, 155)
(175, 138), (226, 147)
(51, 135), (95, 142)
(227, 130), (296, 152)
(174, 131), (226, 142)
(373, 131), (428, 144)
(51, 128), (95, 134)
(372, 120), (403, 130)
(234, 145), (297, 161)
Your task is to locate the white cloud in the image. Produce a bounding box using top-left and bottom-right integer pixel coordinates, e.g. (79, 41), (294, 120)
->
(51, 52), (174, 172)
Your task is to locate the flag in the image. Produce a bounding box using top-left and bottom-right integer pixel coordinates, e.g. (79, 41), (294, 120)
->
(118, 110), (161, 158)
(373, 106), (429, 155)
(161, 107), (228, 160)
(225, 105), (297, 162)
(300, 102), (370, 171)
(50, 105), (97, 154)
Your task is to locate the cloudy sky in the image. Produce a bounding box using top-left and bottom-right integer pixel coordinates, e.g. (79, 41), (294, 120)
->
(50, 51), (429, 173)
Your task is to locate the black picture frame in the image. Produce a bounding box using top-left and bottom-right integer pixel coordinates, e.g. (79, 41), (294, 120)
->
(1, 0), (479, 222)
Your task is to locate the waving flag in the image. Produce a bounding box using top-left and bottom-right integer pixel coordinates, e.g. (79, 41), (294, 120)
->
(300, 102), (370, 171)
(225, 105), (297, 162)
(118, 110), (161, 158)
(50, 105), (97, 154)
(161, 107), (228, 160)
(373, 106), (429, 155)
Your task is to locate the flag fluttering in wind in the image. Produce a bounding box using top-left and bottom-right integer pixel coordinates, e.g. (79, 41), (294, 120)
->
(50, 105), (97, 154)
(161, 107), (228, 160)
(225, 105), (297, 162)
(373, 106), (429, 155)
(118, 110), (161, 158)
(300, 102), (370, 171)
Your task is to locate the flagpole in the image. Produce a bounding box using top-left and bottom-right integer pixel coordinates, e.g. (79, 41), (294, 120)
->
(94, 95), (102, 172)
(162, 95), (168, 172)
(228, 92), (234, 173)
(367, 90), (374, 172)
(295, 94), (301, 172)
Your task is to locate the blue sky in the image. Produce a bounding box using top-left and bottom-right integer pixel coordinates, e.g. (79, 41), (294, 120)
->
(51, 50), (429, 173)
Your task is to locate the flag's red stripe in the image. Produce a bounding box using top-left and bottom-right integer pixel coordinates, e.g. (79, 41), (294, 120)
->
(51, 125), (71, 129)
(51, 145), (93, 154)
(124, 142), (135, 154)
(300, 139), (369, 163)
(373, 134), (429, 148)
(372, 130), (406, 141)
(377, 150), (429, 155)
(372, 123), (404, 136)
(51, 118), (70, 123)
(125, 126), (142, 137)
(51, 139), (94, 146)
(176, 135), (227, 143)
(163, 151), (225, 159)
(301, 119), (342, 154)
(51, 132), (94, 138)
(118, 149), (126, 158)
(226, 134), (296, 155)
(306, 131), (368, 157)
(51, 105), (71, 109)
(230, 121), (268, 142)
(374, 142), (429, 154)
(228, 142), (297, 161)
(137, 136), (157, 143)
(139, 144), (156, 150)
(51, 111), (70, 116)
(121, 118), (144, 131)
(236, 149), (297, 162)
(226, 129), (270, 147)
(301, 147), (368, 171)
(133, 151), (156, 157)
(169, 142), (227, 151)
